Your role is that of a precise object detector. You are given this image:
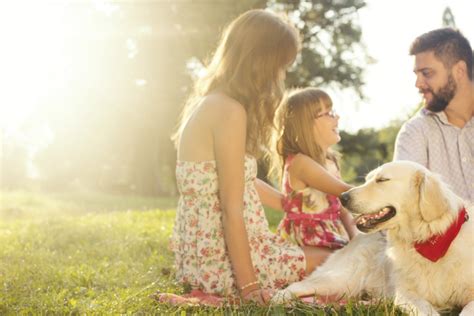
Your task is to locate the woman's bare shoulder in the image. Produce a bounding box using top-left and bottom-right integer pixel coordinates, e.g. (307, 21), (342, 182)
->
(203, 93), (245, 115)
(200, 93), (247, 127)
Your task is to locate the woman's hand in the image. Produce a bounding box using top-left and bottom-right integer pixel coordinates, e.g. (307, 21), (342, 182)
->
(242, 288), (274, 305)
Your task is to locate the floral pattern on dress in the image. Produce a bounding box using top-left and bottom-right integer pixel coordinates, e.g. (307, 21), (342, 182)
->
(278, 155), (349, 249)
(170, 156), (306, 296)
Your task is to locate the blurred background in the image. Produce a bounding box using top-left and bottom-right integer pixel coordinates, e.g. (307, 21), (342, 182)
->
(0, 0), (471, 197)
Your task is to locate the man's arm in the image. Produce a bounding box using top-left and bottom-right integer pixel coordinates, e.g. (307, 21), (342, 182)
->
(393, 118), (428, 167)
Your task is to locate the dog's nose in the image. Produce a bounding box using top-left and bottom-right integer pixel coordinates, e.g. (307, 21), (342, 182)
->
(339, 192), (350, 206)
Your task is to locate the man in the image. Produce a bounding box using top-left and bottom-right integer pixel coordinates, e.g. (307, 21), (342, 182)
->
(394, 28), (473, 204)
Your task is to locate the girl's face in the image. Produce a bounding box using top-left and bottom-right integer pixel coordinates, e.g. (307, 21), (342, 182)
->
(312, 105), (340, 150)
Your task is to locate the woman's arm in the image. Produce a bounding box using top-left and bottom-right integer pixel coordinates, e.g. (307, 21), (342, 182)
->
(255, 178), (283, 211)
(290, 154), (352, 195)
(212, 98), (261, 297)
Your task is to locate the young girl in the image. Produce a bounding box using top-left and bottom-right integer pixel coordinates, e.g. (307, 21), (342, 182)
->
(171, 10), (321, 305)
(275, 87), (358, 255)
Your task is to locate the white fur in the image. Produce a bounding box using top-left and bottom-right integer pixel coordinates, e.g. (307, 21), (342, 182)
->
(272, 161), (474, 316)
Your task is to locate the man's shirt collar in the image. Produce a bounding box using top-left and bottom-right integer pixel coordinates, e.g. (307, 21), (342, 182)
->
(422, 108), (474, 128)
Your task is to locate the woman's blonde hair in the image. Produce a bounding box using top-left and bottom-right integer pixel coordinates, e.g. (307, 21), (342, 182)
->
(272, 87), (340, 178)
(173, 9), (300, 157)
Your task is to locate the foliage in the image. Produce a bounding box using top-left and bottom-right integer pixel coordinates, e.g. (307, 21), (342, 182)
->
(0, 139), (29, 189)
(338, 120), (403, 184)
(15, 0), (370, 196)
(442, 7), (456, 28)
(275, 0), (369, 97)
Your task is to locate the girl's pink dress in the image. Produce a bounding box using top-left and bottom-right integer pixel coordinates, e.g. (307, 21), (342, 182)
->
(170, 155), (306, 296)
(278, 155), (349, 249)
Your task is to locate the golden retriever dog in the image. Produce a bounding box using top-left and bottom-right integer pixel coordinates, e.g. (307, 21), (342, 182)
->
(272, 161), (473, 316)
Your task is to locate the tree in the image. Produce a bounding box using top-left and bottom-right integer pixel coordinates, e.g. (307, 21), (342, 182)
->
(442, 7), (456, 28)
(274, 0), (369, 97)
(338, 119), (403, 184)
(30, 0), (370, 195)
(1, 136), (29, 189)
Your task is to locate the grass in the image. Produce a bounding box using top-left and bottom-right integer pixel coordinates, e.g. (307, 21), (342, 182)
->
(0, 190), (406, 314)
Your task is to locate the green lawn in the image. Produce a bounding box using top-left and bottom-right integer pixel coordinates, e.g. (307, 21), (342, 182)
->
(0, 190), (404, 314)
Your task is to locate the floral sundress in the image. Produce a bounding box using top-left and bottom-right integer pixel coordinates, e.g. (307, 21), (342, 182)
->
(278, 155), (349, 249)
(170, 155), (306, 296)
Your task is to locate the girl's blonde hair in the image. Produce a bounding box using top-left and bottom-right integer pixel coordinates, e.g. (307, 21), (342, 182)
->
(173, 9), (300, 157)
(273, 87), (340, 178)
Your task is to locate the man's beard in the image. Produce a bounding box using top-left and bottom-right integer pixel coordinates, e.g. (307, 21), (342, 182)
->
(424, 74), (456, 112)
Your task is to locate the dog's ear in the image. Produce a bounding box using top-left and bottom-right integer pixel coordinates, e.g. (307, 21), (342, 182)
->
(414, 170), (448, 222)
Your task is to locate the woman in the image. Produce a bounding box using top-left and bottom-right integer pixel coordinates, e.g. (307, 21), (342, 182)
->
(171, 9), (322, 304)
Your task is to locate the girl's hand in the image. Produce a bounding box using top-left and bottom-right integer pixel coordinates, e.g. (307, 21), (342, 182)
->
(242, 288), (275, 305)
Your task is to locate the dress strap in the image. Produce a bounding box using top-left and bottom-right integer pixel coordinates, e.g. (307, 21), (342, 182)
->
(285, 154), (295, 165)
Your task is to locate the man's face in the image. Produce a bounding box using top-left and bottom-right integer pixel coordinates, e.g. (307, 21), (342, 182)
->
(413, 51), (457, 112)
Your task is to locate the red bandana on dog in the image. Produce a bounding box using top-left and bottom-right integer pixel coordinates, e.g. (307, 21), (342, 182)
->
(414, 208), (469, 262)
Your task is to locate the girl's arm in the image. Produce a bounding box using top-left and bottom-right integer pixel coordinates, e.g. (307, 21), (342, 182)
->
(255, 178), (283, 211)
(290, 154), (352, 195)
(212, 98), (261, 298)
(291, 154), (358, 239)
(340, 208), (358, 239)
(290, 155), (358, 239)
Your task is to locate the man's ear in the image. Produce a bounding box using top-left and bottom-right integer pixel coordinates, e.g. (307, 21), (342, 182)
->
(414, 170), (448, 222)
(453, 60), (469, 81)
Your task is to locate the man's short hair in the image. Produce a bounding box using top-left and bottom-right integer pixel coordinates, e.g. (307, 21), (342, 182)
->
(410, 28), (472, 80)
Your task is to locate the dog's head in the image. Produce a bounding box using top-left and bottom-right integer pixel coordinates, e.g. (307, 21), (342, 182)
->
(340, 161), (461, 236)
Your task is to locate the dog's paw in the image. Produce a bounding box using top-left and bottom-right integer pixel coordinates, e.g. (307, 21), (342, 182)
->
(398, 302), (440, 316)
(270, 289), (295, 304)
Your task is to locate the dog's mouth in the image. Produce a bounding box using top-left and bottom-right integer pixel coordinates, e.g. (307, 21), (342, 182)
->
(355, 206), (396, 232)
